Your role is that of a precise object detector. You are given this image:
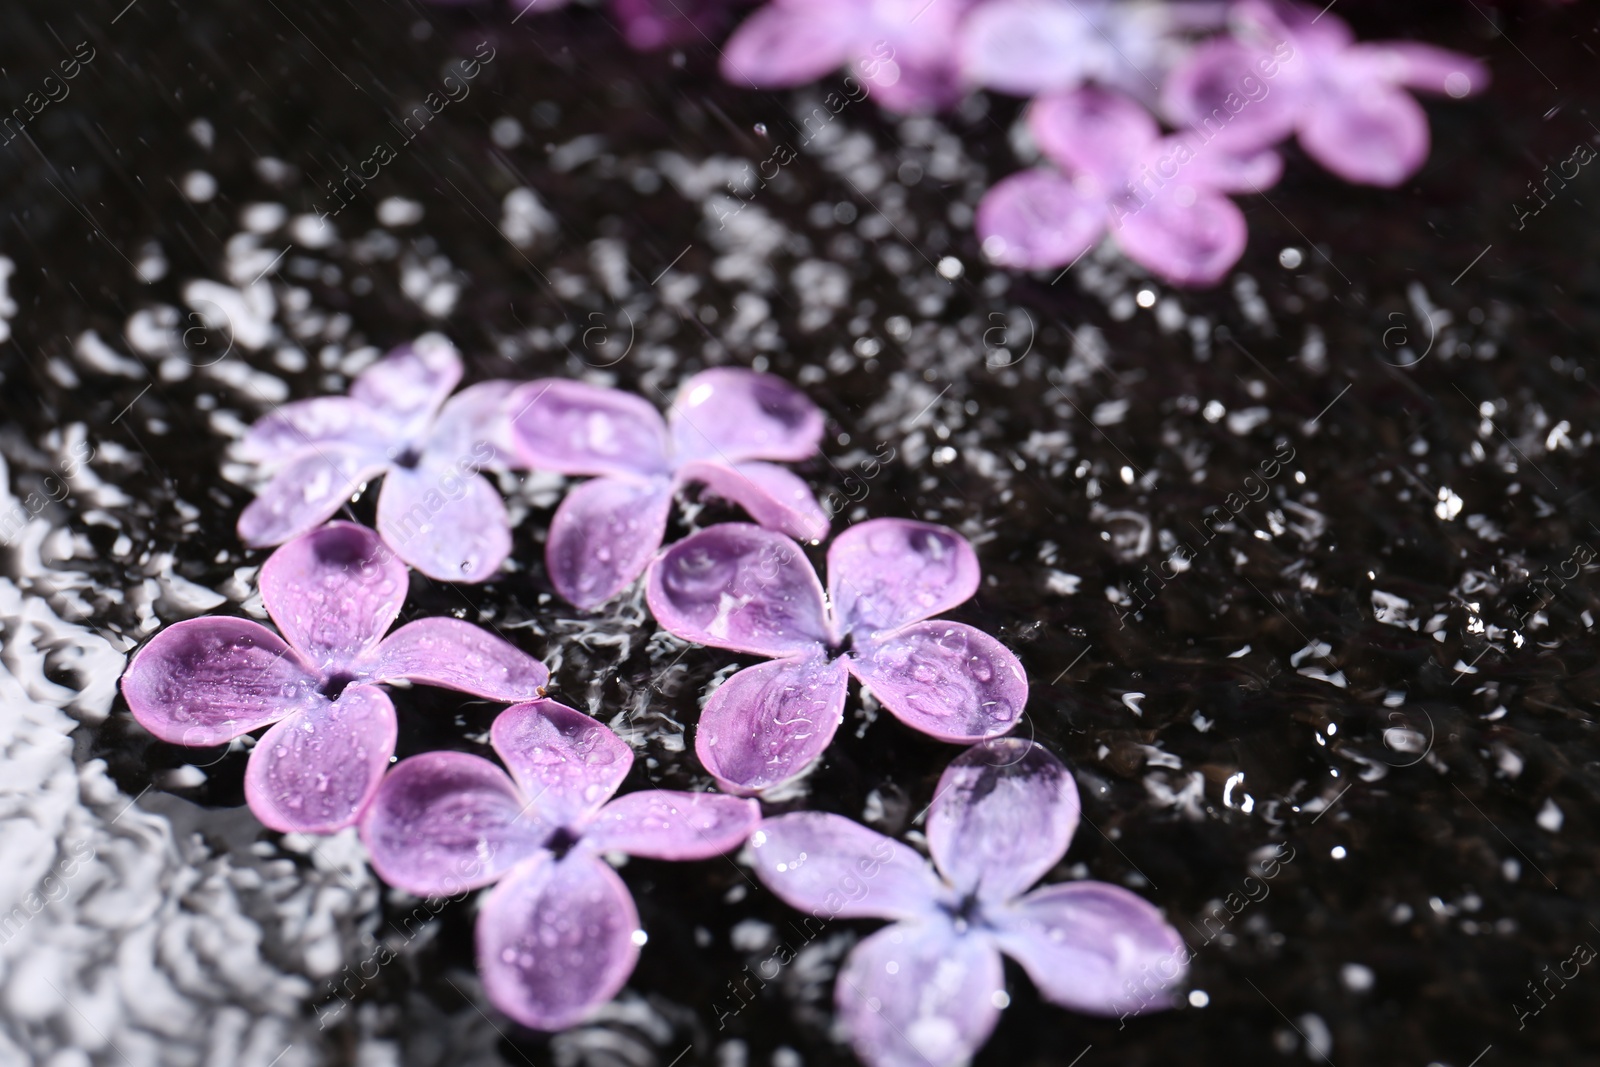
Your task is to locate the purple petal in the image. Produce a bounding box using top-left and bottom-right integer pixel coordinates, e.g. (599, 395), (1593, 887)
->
(507, 379), (669, 478)
(1298, 81), (1430, 187)
(120, 617), (320, 746)
(583, 791), (759, 859)
(836, 920), (1004, 1067)
(1159, 36), (1303, 153)
(259, 520), (408, 673)
(243, 684), (397, 834)
(926, 739), (1079, 903)
(426, 379), (522, 471)
(748, 812), (948, 921)
(236, 447), (388, 548)
(490, 699), (633, 826)
(960, 0), (1111, 97)
(236, 397), (396, 466)
(974, 169), (1105, 272)
(349, 336), (462, 432)
(828, 518), (979, 636)
(848, 622), (1027, 743)
(992, 881), (1187, 1015)
(677, 460), (828, 543)
(546, 476), (673, 610)
(1110, 188), (1248, 287)
(668, 368), (825, 465)
(1349, 42), (1488, 98)
(720, 3), (854, 88)
(370, 618), (548, 701)
(1029, 88), (1158, 188)
(377, 464), (511, 583)
(695, 655), (848, 796)
(612, 0), (739, 51)
(1142, 133), (1283, 195)
(1240, 0), (1353, 53)
(856, 58), (964, 115)
(477, 851), (640, 1031)
(646, 524), (830, 656)
(360, 750), (547, 896)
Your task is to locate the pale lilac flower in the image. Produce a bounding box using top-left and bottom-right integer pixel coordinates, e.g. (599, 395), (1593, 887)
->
(120, 522), (549, 834)
(508, 368), (828, 611)
(646, 519), (1027, 795)
(360, 698), (760, 1029)
(977, 86), (1280, 286)
(237, 335), (519, 583)
(750, 739), (1187, 1067)
(1163, 0), (1488, 186)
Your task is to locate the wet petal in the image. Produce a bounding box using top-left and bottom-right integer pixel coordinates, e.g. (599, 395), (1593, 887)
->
(349, 335), (462, 431)
(720, 3), (855, 89)
(646, 523), (830, 657)
(862, 58), (964, 115)
(960, 0), (1109, 97)
(1144, 134), (1283, 194)
(926, 739), (1079, 903)
(669, 368), (825, 465)
(371, 617), (548, 701)
(828, 518), (978, 636)
(236, 396), (396, 466)
(258, 520), (408, 674)
(120, 617), (320, 746)
(507, 378), (669, 478)
(490, 699), (633, 826)
(584, 791), (760, 860)
(993, 881), (1188, 1015)
(749, 812), (948, 922)
(360, 750), (547, 896)
(836, 920), (1004, 1067)
(243, 684), (397, 834)
(848, 622), (1027, 743)
(477, 851), (640, 1031)
(377, 463), (512, 583)
(1299, 80), (1430, 187)
(695, 656), (848, 796)
(426, 378), (522, 471)
(1029, 87), (1158, 187)
(974, 169), (1105, 272)
(1159, 36), (1303, 153)
(677, 460), (829, 544)
(546, 476), (673, 610)
(1111, 188), (1248, 288)
(1349, 42), (1488, 98)
(237, 446), (388, 549)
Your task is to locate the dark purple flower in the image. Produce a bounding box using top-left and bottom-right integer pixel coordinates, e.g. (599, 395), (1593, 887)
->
(508, 368), (828, 611)
(645, 519), (1028, 795)
(751, 739), (1186, 1067)
(1163, 0), (1488, 186)
(236, 335), (519, 583)
(977, 86), (1279, 286)
(360, 698), (760, 1029)
(120, 522), (549, 834)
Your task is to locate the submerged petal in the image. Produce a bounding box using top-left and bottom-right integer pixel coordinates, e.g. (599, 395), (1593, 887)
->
(477, 851), (640, 1031)
(370, 617), (548, 701)
(507, 378), (669, 478)
(584, 791), (760, 860)
(243, 684), (397, 834)
(236, 446), (388, 549)
(749, 812), (948, 922)
(377, 464), (512, 583)
(259, 520), (408, 673)
(121, 617), (320, 746)
(926, 739), (1079, 903)
(360, 750), (546, 897)
(993, 881), (1187, 1015)
(490, 699), (634, 826)
(828, 518), (978, 636)
(836, 919), (1004, 1067)
(545, 476), (673, 610)
(677, 460), (829, 544)
(848, 622), (1027, 742)
(668, 368), (825, 465)
(647, 523), (831, 657)
(695, 655), (849, 796)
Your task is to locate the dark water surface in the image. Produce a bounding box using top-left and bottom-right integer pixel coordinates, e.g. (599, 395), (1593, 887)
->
(2, 1), (1599, 1064)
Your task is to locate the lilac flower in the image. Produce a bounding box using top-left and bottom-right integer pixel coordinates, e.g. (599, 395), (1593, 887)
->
(750, 739), (1186, 1067)
(237, 334), (519, 583)
(1163, 0), (1488, 187)
(645, 519), (1027, 795)
(719, 0), (975, 113)
(508, 368), (828, 610)
(977, 86), (1280, 286)
(120, 522), (549, 834)
(360, 698), (760, 1029)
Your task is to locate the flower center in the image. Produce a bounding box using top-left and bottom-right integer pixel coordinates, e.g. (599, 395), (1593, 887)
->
(320, 672), (358, 701)
(393, 446), (422, 469)
(941, 893), (984, 930)
(545, 826), (583, 859)
(825, 631), (855, 661)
